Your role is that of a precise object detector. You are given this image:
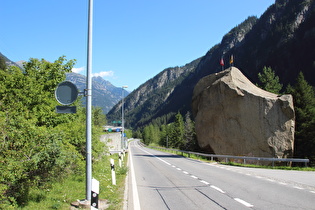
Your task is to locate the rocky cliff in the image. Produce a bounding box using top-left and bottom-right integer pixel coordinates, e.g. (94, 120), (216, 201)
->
(107, 58), (202, 128)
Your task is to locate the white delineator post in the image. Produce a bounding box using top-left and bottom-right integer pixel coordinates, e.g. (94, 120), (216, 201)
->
(110, 158), (116, 185)
(119, 152), (122, 168)
(91, 178), (99, 209)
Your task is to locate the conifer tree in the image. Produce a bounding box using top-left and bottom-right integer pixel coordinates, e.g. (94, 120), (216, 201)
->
(183, 112), (197, 151)
(286, 72), (315, 164)
(257, 66), (283, 94)
(173, 112), (185, 149)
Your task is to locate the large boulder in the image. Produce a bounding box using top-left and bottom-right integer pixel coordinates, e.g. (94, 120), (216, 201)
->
(192, 67), (294, 159)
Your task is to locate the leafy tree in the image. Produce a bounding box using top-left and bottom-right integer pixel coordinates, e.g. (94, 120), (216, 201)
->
(257, 66), (283, 94)
(159, 124), (168, 147)
(142, 125), (151, 144)
(0, 59), (75, 206)
(124, 129), (133, 139)
(132, 129), (142, 139)
(93, 106), (107, 127)
(286, 72), (315, 164)
(0, 56), (107, 207)
(142, 124), (160, 145)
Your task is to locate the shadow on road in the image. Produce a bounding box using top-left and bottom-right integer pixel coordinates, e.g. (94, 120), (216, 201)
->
(133, 154), (186, 158)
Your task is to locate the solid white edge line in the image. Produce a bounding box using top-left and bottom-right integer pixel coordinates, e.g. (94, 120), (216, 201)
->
(129, 146), (141, 210)
(234, 198), (254, 208)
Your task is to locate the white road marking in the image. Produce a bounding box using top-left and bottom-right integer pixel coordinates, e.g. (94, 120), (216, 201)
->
(210, 185), (225, 194)
(155, 156), (171, 165)
(310, 191), (315, 194)
(129, 147), (141, 210)
(278, 182), (287, 185)
(234, 198), (254, 208)
(255, 176), (262, 179)
(200, 180), (209, 185)
(191, 175), (198, 179)
(176, 168), (182, 171)
(293, 186), (304, 190)
(183, 171), (189, 174)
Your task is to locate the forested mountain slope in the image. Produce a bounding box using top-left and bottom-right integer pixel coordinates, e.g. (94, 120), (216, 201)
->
(109, 0), (315, 129)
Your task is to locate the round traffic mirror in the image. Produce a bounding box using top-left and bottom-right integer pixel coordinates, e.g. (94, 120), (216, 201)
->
(55, 81), (78, 105)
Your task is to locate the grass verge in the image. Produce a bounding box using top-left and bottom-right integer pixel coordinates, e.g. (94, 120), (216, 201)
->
(21, 153), (128, 209)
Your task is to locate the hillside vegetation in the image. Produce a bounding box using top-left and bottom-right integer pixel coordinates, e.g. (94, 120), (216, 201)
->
(0, 56), (107, 208)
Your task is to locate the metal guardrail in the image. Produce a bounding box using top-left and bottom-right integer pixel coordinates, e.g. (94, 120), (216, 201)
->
(150, 146), (310, 167)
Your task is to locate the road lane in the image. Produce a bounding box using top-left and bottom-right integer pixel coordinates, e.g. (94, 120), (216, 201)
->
(127, 140), (315, 210)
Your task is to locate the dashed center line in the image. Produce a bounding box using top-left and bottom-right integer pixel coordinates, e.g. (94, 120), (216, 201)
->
(138, 147), (255, 208)
(200, 180), (209, 185)
(139, 148), (314, 209)
(211, 164), (315, 196)
(293, 186), (304, 190)
(211, 185), (225, 194)
(234, 198), (254, 208)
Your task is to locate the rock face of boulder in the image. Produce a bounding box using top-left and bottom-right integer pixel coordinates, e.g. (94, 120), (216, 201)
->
(192, 67), (294, 159)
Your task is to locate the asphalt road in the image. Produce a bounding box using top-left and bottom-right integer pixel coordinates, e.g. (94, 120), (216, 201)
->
(125, 140), (315, 210)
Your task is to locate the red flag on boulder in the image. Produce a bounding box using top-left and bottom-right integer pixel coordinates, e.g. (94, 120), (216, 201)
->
(220, 57), (224, 66)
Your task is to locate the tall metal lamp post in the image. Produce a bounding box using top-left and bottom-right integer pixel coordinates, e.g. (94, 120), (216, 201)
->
(121, 86), (128, 150)
(85, 0), (93, 201)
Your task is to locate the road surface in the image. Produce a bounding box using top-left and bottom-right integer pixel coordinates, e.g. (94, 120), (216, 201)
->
(125, 140), (315, 210)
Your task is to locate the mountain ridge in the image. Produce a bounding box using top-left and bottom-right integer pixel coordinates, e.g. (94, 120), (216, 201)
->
(107, 0), (315, 129)
(65, 72), (129, 113)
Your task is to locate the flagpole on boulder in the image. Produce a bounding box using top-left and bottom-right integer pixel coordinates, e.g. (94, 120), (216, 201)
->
(230, 54), (234, 69)
(220, 56), (224, 71)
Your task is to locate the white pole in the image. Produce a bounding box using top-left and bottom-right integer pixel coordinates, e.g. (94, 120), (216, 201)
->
(86, 0), (93, 201)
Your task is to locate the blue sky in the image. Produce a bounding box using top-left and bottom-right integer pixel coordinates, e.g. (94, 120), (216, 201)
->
(1, 0), (274, 91)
